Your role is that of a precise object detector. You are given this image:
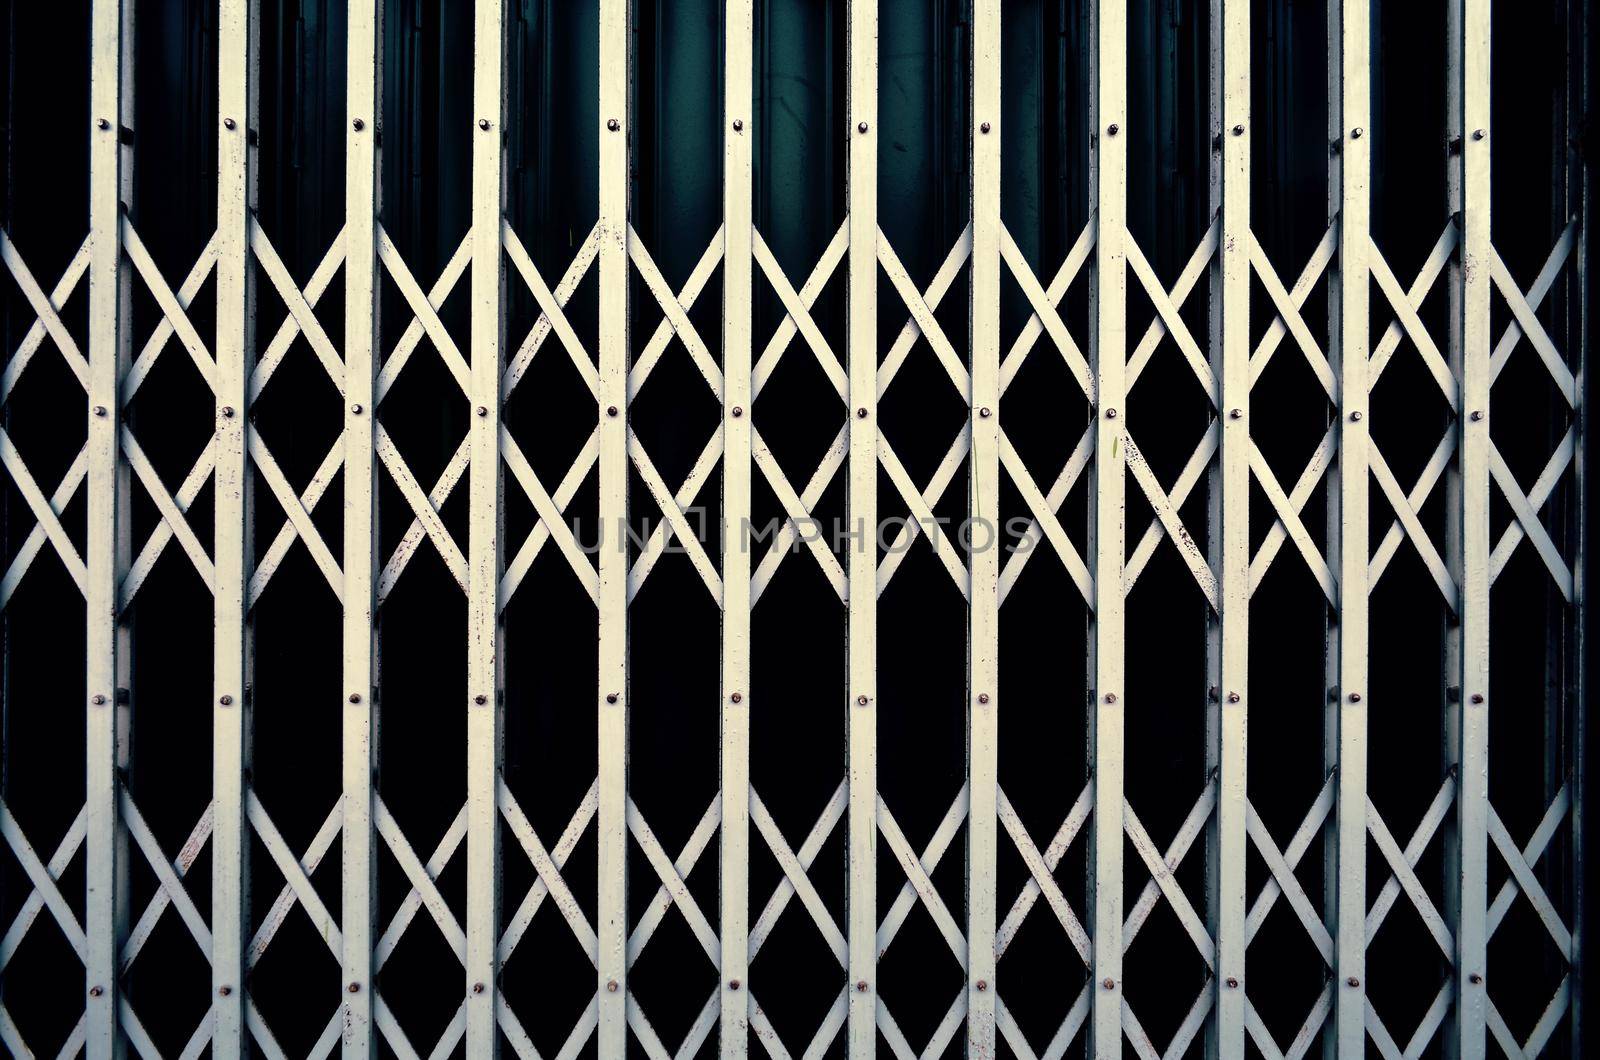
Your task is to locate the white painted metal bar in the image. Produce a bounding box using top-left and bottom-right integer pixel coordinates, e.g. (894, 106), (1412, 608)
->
(1328, 0), (1371, 1055)
(343, 0), (383, 1053)
(720, 0), (754, 1056)
(1451, 1), (1492, 1055)
(597, 0), (632, 1054)
(213, 0), (257, 1052)
(1088, 1), (1127, 1056)
(85, 1), (130, 1055)
(467, 0), (507, 1053)
(846, 0), (879, 1055)
(967, 1), (1000, 1056)
(1207, 0), (1249, 1054)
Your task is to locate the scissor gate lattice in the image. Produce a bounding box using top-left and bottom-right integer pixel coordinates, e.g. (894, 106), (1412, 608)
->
(0, 1), (1589, 1058)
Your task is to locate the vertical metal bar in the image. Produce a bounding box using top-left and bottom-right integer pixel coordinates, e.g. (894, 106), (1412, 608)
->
(720, 0), (754, 1055)
(967, 0), (1000, 1055)
(596, 0), (631, 1053)
(1088, 0), (1126, 1055)
(846, 0), (878, 1055)
(1209, 0), (1249, 1054)
(1451, 1), (1492, 1054)
(86, 1), (128, 1054)
(343, 0), (382, 1051)
(467, 0), (507, 1053)
(214, 0), (258, 1051)
(1328, 1), (1370, 1055)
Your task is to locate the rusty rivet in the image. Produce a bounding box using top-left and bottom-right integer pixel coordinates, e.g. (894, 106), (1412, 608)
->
(857, 694), (869, 706)
(97, 118), (112, 131)
(1348, 692), (1362, 703)
(1350, 127), (1364, 140)
(92, 694), (107, 705)
(474, 694), (488, 705)
(1470, 693), (1485, 704)
(93, 405), (108, 417)
(1470, 410), (1484, 421)
(1226, 977), (1239, 988)
(858, 121), (869, 134)
(978, 693), (990, 705)
(477, 405), (489, 417)
(348, 982), (361, 993)
(351, 403), (364, 415)
(606, 692), (619, 704)
(1227, 691), (1241, 704)
(1232, 124), (1245, 137)
(978, 406), (991, 418)
(219, 985), (233, 997)
(607, 980), (619, 993)
(856, 980), (869, 992)
(980, 122), (992, 134)
(731, 406), (743, 418)
(975, 979), (988, 991)
(608, 118), (621, 132)
(1349, 410), (1363, 422)
(1105, 407), (1118, 419)
(349, 692), (362, 704)
(607, 405), (619, 417)
(353, 118), (365, 131)
(224, 117), (237, 130)
(473, 982), (486, 994)
(731, 692), (743, 703)
(857, 407), (869, 418)
(221, 405), (235, 418)
(1102, 978), (1116, 990)
(728, 979), (741, 990)
(1472, 128), (1486, 141)
(1346, 976), (1360, 988)
(1468, 972), (1483, 984)
(220, 694), (234, 706)
(1107, 123), (1120, 136)
(89, 986), (105, 998)
(1208, 686), (1220, 702)
(1228, 408), (1242, 420)
(478, 118), (492, 131)
(732, 119), (744, 132)
(1104, 692), (1118, 704)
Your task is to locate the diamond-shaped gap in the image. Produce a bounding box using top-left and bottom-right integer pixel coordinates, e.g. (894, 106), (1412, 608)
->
(1242, 823), (1332, 1053)
(245, 821), (344, 1059)
(1361, 820), (1451, 1052)
(1366, 254), (1454, 492)
(373, 823), (469, 1055)
(874, 817), (968, 1056)
(1123, 275), (1216, 492)
(0, 268), (90, 492)
(744, 823), (848, 1055)
(625, 826), (720, 1056)
(1485, 857), (1571, 1047)
(123, 248), (219, 484)
(120, 832), (214, 1057)
(1247, 267), (1335, 510)
(876, 262), (972, 493)
(1488, 297), (1576, 503)
(0, 860), (87, 1057)
(497, 814), (600, 1060)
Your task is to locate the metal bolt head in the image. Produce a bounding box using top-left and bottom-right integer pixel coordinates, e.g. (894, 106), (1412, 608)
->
(1228, 408), (1242, 420)
(97, 118), (112, 131)
(224, 117), (237, 130)
(1349, 410), (1362, 422)
(353, 118), (365, 131)
(856, 980), (869, 992)
(608, 118), (620, 132)
(1105, 407), (1118, 419)
(607, 980), (619, 993)
(857, 407), (869, 419)
(732, 119), (744, 132)
(349, 692), (362, 704)
(858, 121), (869, 134)
(349, 982), (361, 993)
(92, 694), (107, 705)
(1468, 972), (1483, 984)
(1470, 409), (1484, 421)
(1470, 693), (1484, 704)
(1345, 976), (1360, 988)
(1104, 692), (1118, 704)
(89, 986), (104, 997)
(728, 979), (741, 990)
(978, 406), (991, 418)
(731, 406), (743, 418)
(474, 694), (488, 705)
(93, 405), (108, 417)
(978, 693), (989, 705)
(1472, 128), (1486, 141)
(221, 405), (234, 418)
(1226, 977), (1238, 988)
(351, 403), (364, 415)
(857, 694), (869, 706)
(1232, 124), (1245, 137)
(476, 405), (489, 417)
(606, 692), (619, 704)
(731, 692), (743, 703)
(478, 118), (491, 131)
(473, 982), (486, 994)
(1350, 127), (1364, 139)
(980, 122), (992, 134)
(1102, 978), (1116, 990)
(1107, 123), (1120, 136)
(975, 979), (988, 991)
(1348, 692), (1362, 703)
(219, 985), (233, 997)
(220, 695), (234, 706)
(607, 405), (619, 417)
(1227, 691), (1241, 704)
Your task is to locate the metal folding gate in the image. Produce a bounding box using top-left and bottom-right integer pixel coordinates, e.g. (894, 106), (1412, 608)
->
(0, 1), (1590, 1058)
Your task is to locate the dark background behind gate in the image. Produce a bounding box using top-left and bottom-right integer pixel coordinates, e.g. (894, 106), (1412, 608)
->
(1, 1), (1590, 1057)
